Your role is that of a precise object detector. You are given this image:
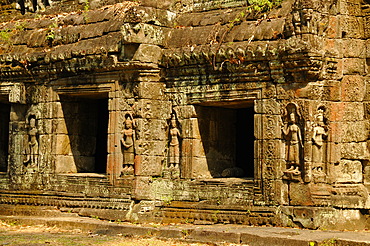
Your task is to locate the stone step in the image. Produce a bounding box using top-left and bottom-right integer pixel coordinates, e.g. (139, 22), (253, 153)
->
(0, 214), (369, 246)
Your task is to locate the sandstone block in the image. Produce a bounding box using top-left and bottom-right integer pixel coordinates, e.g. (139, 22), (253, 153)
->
(55, 155), (76, 173)
(136, 99), (172, 119)
(262, 158), (283, 180)
(52, 118), (68, 134)
(54, 135), (72, 155)
(341, 142), (370, 160)
(342, 58), (365, 75)
(106, 153), (121, 176)
(133, 176), (153, 200)
(9, 83), (26, 104)
(337, 0), (362, 16)
(343, 39), (365, 58)
(136, 82), (165, 99)
(190, 139), (206, 157)
(327, 142), (341, 164)
(363, 165), (370, 184)
(9, 134), (25, 155)
(107, 133), (119, 154)
(135, 118), (167, 141)
(256, 114), (281, 140)
(53, 102), (65, 119)
(327, 102), (364, 121)
(122, 23), (167, 46)
(340, 15), (364, 39)
(334, 160), (362, 183)
(40, 119), (53, 134)
(340, 75), (365, 101)
(181, 118), (200, 139)
(322, 80), (341, 101)
(173, 105), (197, 119)
(289, 182), (314, 206)
(365, 82), (370, 101)
(275, 180), (289, 205)
(132, 44), (163, 64)
(330, 120), (368, 143)
(136, 140), (166, 156)
(254, 99), (280, 114)
(38, 134), (52, 154)
(323, 38), (342, 58)
(326, 16), (340, 39)
(256, 140), (282, 160)
(107, 110), (119, 134)
(135, 155), (163, 176)
(191, 156), (212, 179)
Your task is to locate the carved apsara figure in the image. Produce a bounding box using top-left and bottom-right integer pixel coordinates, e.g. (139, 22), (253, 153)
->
(312, 108), (327, 165)
(121, 113), (136, 175)
(311, 107), (328, 182)
(24, 115), (39, 168)
(169, 113), (181, 169)
(282, 106), (303, 175)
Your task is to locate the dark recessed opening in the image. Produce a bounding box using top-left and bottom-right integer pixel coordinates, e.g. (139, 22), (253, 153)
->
(60, 94), (108, 174)
(236, 107), (254, 177)
(94, 98), (108, 173)
(0, 103), (9, 172)
(196, 102), (255, 178)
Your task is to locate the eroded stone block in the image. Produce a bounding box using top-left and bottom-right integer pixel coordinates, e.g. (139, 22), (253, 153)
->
(132, 44), (163, 64)
(340, 75), (365, 101)
(341, 142), (369, 160)
(334, 160), (363, 183)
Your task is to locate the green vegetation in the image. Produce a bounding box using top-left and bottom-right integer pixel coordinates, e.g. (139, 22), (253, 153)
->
(0, 29), (11, 43)
(46, 20), (58, 45)
(247, 0), (283, 13)
(320, 238), (337, 246)
(84, 0), (89, 11)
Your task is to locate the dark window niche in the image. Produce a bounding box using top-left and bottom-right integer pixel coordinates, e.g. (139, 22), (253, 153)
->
(59, 94), (108, 174)
(196, 102), (254, 178)
(0, 102), (9, 173)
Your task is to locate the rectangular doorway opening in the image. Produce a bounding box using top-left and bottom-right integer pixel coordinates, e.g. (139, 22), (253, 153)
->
(0, 102), (10, 173)
(195, 101), (254, 178)
(235, 107), (254, 178)
(57, 94), (108, 174)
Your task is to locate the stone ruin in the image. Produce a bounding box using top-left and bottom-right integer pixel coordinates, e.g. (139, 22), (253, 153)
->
(0, 0), (370, 230)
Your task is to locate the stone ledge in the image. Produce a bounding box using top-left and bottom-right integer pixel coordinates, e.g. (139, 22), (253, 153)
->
(0, 215), (369, 245)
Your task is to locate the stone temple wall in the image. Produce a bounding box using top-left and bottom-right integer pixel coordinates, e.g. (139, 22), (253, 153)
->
(0, 0), (369, 230)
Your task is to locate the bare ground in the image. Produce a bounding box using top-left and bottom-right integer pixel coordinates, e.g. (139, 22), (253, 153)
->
(0, 220), (245, 246)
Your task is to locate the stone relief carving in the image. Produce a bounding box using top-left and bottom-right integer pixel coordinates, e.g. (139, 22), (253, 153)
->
(167, 113), (181, 178)
(23, 114), (39, 169)
(121, 113), (136, 176)
(311, 106), (328, 183)
(281, 103), (303, 181)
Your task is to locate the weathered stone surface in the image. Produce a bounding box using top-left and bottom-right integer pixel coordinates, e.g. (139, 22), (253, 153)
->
(254, 99), (280, 115)
(335, 160), (363, 183)
(341, 142), (370, 160)
(330, 121), (368, 143)
(327, 102), (364, 122)
(340, 75), (366, 101)
(132, 44), (163, 63)
(289, 182), (314, 206)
